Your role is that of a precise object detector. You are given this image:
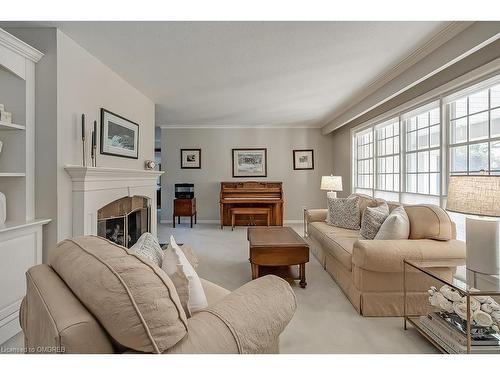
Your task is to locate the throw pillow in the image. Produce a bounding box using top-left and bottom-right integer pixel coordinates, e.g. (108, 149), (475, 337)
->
(349, 193), (379, 225)
(359, 202), (389, 239)
(162, 243), (199, 270)
(374, 206), (410, 240)
(129, 232), (164, 267)
(162, 235), (208, 317)
(50, 236), (188, 353)
(327, 195), (361, 230)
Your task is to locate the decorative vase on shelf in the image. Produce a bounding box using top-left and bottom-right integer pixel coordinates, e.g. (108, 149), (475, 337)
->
(0, 192), (6, 225)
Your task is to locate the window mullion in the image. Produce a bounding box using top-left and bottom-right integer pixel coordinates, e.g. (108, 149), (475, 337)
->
(400, 117), (404, 204)
(488, 88), (491, 173)
(372, 127), (376, 196)
(441, 97), (447, 208)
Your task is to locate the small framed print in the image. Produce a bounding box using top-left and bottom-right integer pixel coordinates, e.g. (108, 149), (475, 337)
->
(232, 148), (267, 178)
(181, 149), (201, 169)
(293, 149), (314, 170)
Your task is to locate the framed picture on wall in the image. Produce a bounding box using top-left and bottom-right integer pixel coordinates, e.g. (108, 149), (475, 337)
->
(232, 148), (267, 177)
(181, 148), (201, 169)
(100, 108), (139, 159)
(293, 149), (314, 170)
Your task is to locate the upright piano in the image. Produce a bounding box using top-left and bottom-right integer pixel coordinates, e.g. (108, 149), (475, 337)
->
(219, 181), (284, 228)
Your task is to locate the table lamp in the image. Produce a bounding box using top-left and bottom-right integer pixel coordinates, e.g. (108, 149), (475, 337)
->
(321, 175), (343, 198)
(446, 175), (500, 275)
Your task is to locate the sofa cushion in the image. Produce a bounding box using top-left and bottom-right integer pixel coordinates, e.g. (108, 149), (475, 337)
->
(327, 195), (360, 229)
(352, 238), (466, 272)
(309, 222), (359, 270)
(200, 278), (230, 307)
(405, 204), (453, 240)
(360, 202), (389, 239)
(49, 236), (188, 353)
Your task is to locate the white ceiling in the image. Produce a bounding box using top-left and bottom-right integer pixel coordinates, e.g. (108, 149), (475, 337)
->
(5, 21), (455, 128)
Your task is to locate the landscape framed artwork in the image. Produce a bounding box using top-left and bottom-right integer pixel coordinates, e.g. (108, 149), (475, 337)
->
(181, 148), (201, 169)
(232, 148), (267, 177)
(100, 108), (139, 159)
(293, 149), (314, 170)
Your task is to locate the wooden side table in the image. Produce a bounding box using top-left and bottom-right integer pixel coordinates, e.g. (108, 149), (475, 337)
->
(173, 198), (197, 228)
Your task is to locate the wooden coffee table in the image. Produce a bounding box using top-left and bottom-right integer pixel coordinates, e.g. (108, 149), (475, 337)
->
(247, 226), (309, 288)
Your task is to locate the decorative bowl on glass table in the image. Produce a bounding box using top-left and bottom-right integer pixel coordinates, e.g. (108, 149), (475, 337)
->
(403, 259), (500, 354)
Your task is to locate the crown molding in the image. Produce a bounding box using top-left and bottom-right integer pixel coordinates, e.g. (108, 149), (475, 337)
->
(320, 21), (473, 130)
(350, 57), (500, 136)
(0, 28), (44, 62)
(158, 122), (323, 129)
(358, 22), (473, 100)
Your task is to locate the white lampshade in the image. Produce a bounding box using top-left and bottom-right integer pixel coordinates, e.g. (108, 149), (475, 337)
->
(447, 175), (500, 276)
(321, 175), (342, 192)
(446, 175), (500, 217)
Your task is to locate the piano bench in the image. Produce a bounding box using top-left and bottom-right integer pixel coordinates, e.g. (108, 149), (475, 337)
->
(230, 207), (271, 230)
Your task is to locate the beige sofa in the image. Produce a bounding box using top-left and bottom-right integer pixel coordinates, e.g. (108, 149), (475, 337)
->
(20, 236), (296, 354)
(305, 194), (466, 317)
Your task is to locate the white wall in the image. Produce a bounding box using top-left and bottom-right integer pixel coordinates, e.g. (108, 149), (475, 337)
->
(5, 28), (156, 256)
(161, 127), (333, 223)
(56, 30), (155, 242)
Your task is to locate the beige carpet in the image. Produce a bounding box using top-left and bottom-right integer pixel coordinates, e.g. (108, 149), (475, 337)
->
(158, 222), (437, 354)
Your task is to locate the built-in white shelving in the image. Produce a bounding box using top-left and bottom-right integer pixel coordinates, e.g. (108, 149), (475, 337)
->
(0, 121), (26, 131)
(0, 28), (49, 345)
(0, 218), (51, 234)
(0, 172), (26, 177)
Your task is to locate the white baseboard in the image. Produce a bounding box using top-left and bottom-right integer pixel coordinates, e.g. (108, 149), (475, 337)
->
(284, 220), (303, 224)
(0, 310), (21, 346)
(160, 219), (219, 224)
(160, 219), (303, 225)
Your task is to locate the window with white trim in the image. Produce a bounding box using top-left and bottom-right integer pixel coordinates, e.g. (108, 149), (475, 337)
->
(376, 118), (400, 192)
(351, 73), (500, 241)
(448, 83), (500, 175)
(352, 102), (441, 203)
(403, 104), (441, 196)
(354, 128), (374, 192)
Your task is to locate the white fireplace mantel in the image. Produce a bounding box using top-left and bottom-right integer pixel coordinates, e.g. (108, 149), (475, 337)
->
(65, 165), (164, 238)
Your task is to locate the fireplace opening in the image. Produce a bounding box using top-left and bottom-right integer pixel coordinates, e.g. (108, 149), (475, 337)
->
(97, 196), (150, 248)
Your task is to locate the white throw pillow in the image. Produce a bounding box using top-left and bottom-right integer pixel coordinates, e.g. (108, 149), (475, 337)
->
(162, 235), (208, 317)
(129, 232), (164, 267)
(374, 206), (410, 240)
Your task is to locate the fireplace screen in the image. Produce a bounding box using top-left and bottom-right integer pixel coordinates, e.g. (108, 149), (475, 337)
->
(97, 196), (150, 248)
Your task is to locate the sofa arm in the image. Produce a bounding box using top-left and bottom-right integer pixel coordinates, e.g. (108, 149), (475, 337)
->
(166, 275), (296, 354)
(305, 209), (327, 223)
(352, 239), (466, 273)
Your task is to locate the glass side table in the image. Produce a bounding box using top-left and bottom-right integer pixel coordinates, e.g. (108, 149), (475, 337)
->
(403, 259), (500, 354)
